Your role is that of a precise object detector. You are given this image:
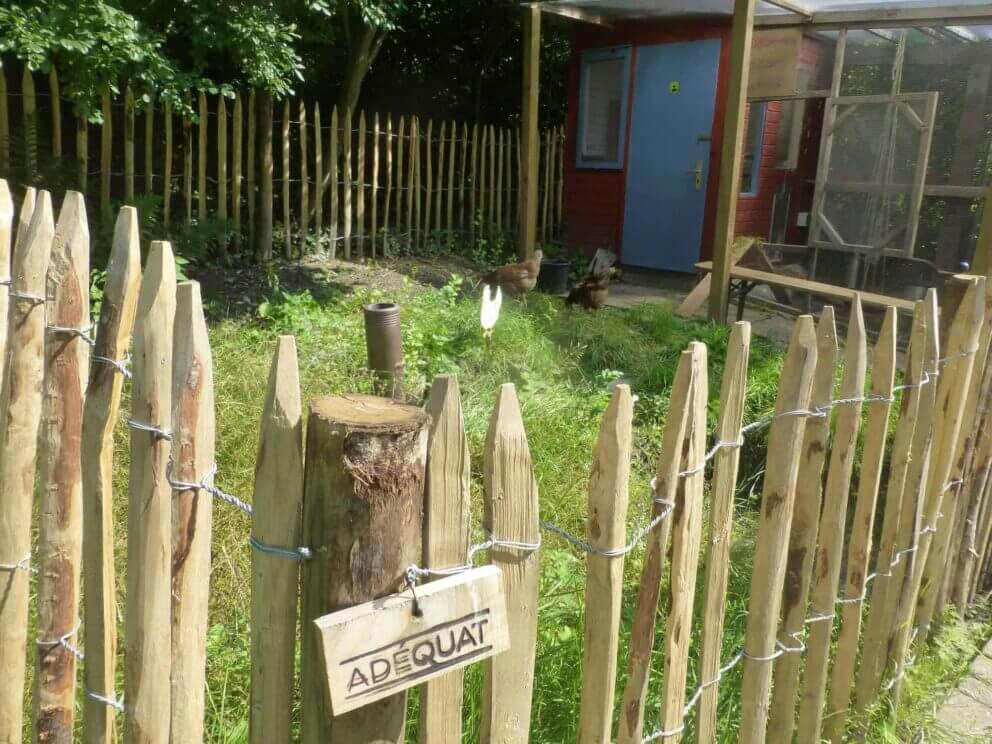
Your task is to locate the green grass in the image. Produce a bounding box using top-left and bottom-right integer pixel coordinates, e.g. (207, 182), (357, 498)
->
(85, 265), (989, 742)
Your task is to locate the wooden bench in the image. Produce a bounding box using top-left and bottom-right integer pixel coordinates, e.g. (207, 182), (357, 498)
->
(694, 261), (917, 321)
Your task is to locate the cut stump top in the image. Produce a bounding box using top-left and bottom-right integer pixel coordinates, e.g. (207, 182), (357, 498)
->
(311, 394), (429, 434)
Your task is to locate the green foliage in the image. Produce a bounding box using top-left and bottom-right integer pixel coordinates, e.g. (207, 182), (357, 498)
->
(0, 0), (208, 118)
(204, 616), (252, 743)
(0, 0), (303, 118)
(342, 0), (406, 30)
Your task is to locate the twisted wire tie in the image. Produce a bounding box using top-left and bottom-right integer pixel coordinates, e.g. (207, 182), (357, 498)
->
(938, 346), (981, 365)
(127, 419), (173, 440)
(92, 353), (133, 379)
(677, 438), (745, 479)
(893, 367), (937, 393)
(249, 535), (312, 561)
(882, 627), (920, 692)
(8, 289), (45, 305)
(407, 531), (542, 581)
(166, 462), (254, 516)
(835, 511), (943, 606)
(86, 688), (125, 713)
(36, 619), (84, 661)
(47, 323), (96, 346)
(0, 553), (37, 575)
(943, 478), (964, 493)
(740, 407), (827, 438)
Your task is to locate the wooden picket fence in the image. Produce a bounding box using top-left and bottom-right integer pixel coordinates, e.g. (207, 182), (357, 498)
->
(3, 178), (992, 744)
(0, 62), (566, 262)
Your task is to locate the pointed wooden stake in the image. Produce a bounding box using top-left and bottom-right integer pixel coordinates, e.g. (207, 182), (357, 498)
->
(616, 350), (697, 744)
(249, 337), (304, 744)
(199, 91), (208, 221)
(145, 93), (154, 194)
(767, 308), (838, 744)
(163, 101), (173, 226)
(659, 344), (709, 743)
(22, 66), (37, 182)
(915, 277), (985, 634)
(170, 281), (215, 743)
(217, 96), (228, 258)
(314, 104), (323, 249)
(738, 315), (818, 744)
(797, 299), (869, 743)
(124, 85), (135, 201)
(233, 92), (243, 252)
(49, 67), (62, 159)
(577, 384), (634, 744)
(696, 321), (752, 742)
(419, 375), (472, 744)
(0, 180), (11, 390)
(299, 100), (309, 255)
(329, 106), (339, 259)
(101, 92), (112, 212)
(124, 240), (177, 744)
(482, 384), (541, 744)
(34, 191), (91, 740)
(83, 206), (142, 744)
(0, 190), (53, 743)
(824, 307), (897, 742)
(854, 302), (928, 717)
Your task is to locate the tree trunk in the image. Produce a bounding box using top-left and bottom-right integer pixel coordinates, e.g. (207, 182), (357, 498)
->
(256, 91), (274, 261)
(338, 23), (384, 114)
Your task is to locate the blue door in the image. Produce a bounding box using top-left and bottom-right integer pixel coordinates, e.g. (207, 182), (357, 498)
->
(622, 40), (721, 272)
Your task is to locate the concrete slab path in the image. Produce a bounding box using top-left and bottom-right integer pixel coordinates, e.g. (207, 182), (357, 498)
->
(934, 637), (992, 741)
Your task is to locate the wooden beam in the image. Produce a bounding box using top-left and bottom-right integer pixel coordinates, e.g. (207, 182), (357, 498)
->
(756, 6), (992, 29)
(531, 2), (614, 27)
(865, 28), (899, 43)
(519, 5), (541, 259)
(709, 0), (757, 323)
(972, 179), (992, 276)
(849, 43), (991, 67)
(761, 0), (811, 19)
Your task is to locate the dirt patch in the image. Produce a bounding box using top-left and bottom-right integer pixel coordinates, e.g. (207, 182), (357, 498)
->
(193, 254), (482, 320)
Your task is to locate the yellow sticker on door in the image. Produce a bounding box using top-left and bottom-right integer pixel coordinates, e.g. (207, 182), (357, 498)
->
(669, 81), (681, 94)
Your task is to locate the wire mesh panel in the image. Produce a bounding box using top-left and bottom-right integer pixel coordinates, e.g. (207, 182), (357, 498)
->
(810, 92), (938, 259)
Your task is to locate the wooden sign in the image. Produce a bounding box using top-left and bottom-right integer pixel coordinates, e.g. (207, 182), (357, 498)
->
(314, 565), (509, 714)
(748, 29), (803, 99)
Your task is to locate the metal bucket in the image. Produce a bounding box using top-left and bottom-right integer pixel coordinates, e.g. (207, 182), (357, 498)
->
(538, 259), (570, 294)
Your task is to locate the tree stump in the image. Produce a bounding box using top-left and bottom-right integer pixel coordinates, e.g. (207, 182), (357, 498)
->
(301, 394), (429, 744)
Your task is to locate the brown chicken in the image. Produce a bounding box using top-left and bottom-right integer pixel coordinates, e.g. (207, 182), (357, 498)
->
(566, 270), (615, 310)
(480, 250), (543, 296)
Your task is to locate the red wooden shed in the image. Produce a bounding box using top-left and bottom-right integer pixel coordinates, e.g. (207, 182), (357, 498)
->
(525, 1), (992, 318)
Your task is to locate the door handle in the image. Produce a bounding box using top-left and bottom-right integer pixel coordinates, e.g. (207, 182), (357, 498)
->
(687, 160), (703, 190)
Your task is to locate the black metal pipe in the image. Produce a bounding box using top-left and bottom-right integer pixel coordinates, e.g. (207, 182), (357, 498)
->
(363, 302), (404, 399)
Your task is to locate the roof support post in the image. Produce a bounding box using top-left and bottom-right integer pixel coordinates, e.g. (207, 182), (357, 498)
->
(972, 180), (992, 277)
(520, 5), (541, 259)
(709, 0), (757, 322)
